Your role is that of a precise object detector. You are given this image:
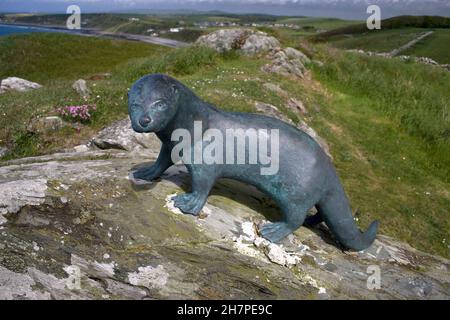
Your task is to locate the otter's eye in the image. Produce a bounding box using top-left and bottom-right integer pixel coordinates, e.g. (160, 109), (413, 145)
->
(152, 101), (166, 110)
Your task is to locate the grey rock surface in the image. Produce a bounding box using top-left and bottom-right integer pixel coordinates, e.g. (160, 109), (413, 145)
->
(0, 146), (448, 299)
(0, 77), (42, 94)
(0, 115), (448, 299)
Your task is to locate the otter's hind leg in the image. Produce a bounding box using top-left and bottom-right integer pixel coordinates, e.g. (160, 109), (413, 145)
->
(304, 207), (324, 227)
(259, 203), (309, 243)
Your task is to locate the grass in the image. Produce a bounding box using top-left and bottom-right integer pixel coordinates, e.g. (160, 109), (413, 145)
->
(315, 15), (450, 41)
(402, 29), (450, 64)
(313, 50), (450, 154)
(0, 33), (169, 83)
(329, 28), (424, 53)
(310, 48), (449, 257)
(0, 32), (448, 258)
(0, 33), (170, 158)
(325, 27), (450, 64)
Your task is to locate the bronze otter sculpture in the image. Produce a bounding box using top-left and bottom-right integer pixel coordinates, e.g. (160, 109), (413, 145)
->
(128, 74), (378, 251)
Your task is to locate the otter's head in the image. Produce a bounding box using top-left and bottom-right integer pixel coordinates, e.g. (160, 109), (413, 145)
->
(128, 74), (179, 133)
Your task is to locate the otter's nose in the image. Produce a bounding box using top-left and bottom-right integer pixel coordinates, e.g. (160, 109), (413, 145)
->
(139, 116), (151, 127)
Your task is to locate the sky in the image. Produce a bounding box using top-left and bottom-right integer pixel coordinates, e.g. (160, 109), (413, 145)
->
(0, 0), (449, 19)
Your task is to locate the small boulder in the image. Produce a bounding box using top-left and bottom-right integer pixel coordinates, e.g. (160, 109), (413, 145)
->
(0, 147), (9, 158)
(262, 49), (306, 79)
(196, 29), (250, 53)
(89, 118), (160, 152)
(72, 79), (90, 99)
(27, 116), (69, 135)
(284, 47), (311, 65)
(0, 77), (42, 94)
(240, 33), (280, 56)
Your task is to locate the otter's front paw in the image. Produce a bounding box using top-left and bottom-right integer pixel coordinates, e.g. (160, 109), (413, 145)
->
(259, 222), (293, 243)
(172, 193), (204, 216)
(130, 165), (160, 184)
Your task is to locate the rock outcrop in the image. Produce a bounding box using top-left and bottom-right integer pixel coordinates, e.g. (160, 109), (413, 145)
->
(261, 49), (307, 79)
(196, 29), (280, 56)
(196, 29), (310, 79)
(0, 121), (448, 300)
(0, 77), (42, 94)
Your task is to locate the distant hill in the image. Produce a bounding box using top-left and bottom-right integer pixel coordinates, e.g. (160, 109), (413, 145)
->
(314, 15), (450, 41)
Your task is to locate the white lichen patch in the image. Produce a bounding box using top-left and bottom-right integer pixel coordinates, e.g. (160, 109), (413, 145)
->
(233, 239), (261, 258)
(164, 193), (183, 215)
(264, 243), (301, 267)
(231, 221), (302, 267)
(127, 265), (169, 290)
(241, 221), (257, 241)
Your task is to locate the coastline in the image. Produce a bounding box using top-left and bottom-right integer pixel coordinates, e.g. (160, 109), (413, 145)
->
(0, 22), (188, 48)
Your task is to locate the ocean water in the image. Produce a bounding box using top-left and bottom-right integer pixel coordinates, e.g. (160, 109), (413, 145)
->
(0, 24), (70, 36)
(0, 24), (44, 36)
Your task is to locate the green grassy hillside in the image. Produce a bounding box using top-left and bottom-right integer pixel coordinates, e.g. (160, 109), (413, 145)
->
(402, 29), (450, 64)
(0, 33), (448, 258)
(329, 28), (423, 52)
(315, 15), (450, 40)
(315, 16), (450, 64)
(0, 33), (169, 83)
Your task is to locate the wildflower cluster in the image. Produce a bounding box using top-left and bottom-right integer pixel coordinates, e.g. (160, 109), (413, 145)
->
(56, 104), (97, 122)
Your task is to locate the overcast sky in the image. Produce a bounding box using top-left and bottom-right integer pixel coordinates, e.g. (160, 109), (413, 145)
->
(1, 0), (449, 19)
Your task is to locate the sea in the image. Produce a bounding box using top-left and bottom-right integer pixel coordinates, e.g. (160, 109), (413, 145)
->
(0, 24), (78, 36)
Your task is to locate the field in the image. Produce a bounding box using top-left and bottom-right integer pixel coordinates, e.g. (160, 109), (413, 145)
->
(314, 15), (450, 63)
(402, 29), (450, 64)
(328, 28), (424, 52)
(0, 31), (449, 258)
(1, 13), (358, 43)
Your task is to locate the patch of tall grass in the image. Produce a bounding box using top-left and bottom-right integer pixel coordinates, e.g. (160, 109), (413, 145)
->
(314, 51), (450, 178)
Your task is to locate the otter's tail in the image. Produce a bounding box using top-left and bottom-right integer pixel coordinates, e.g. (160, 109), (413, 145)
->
(317, 185), (379, 251)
